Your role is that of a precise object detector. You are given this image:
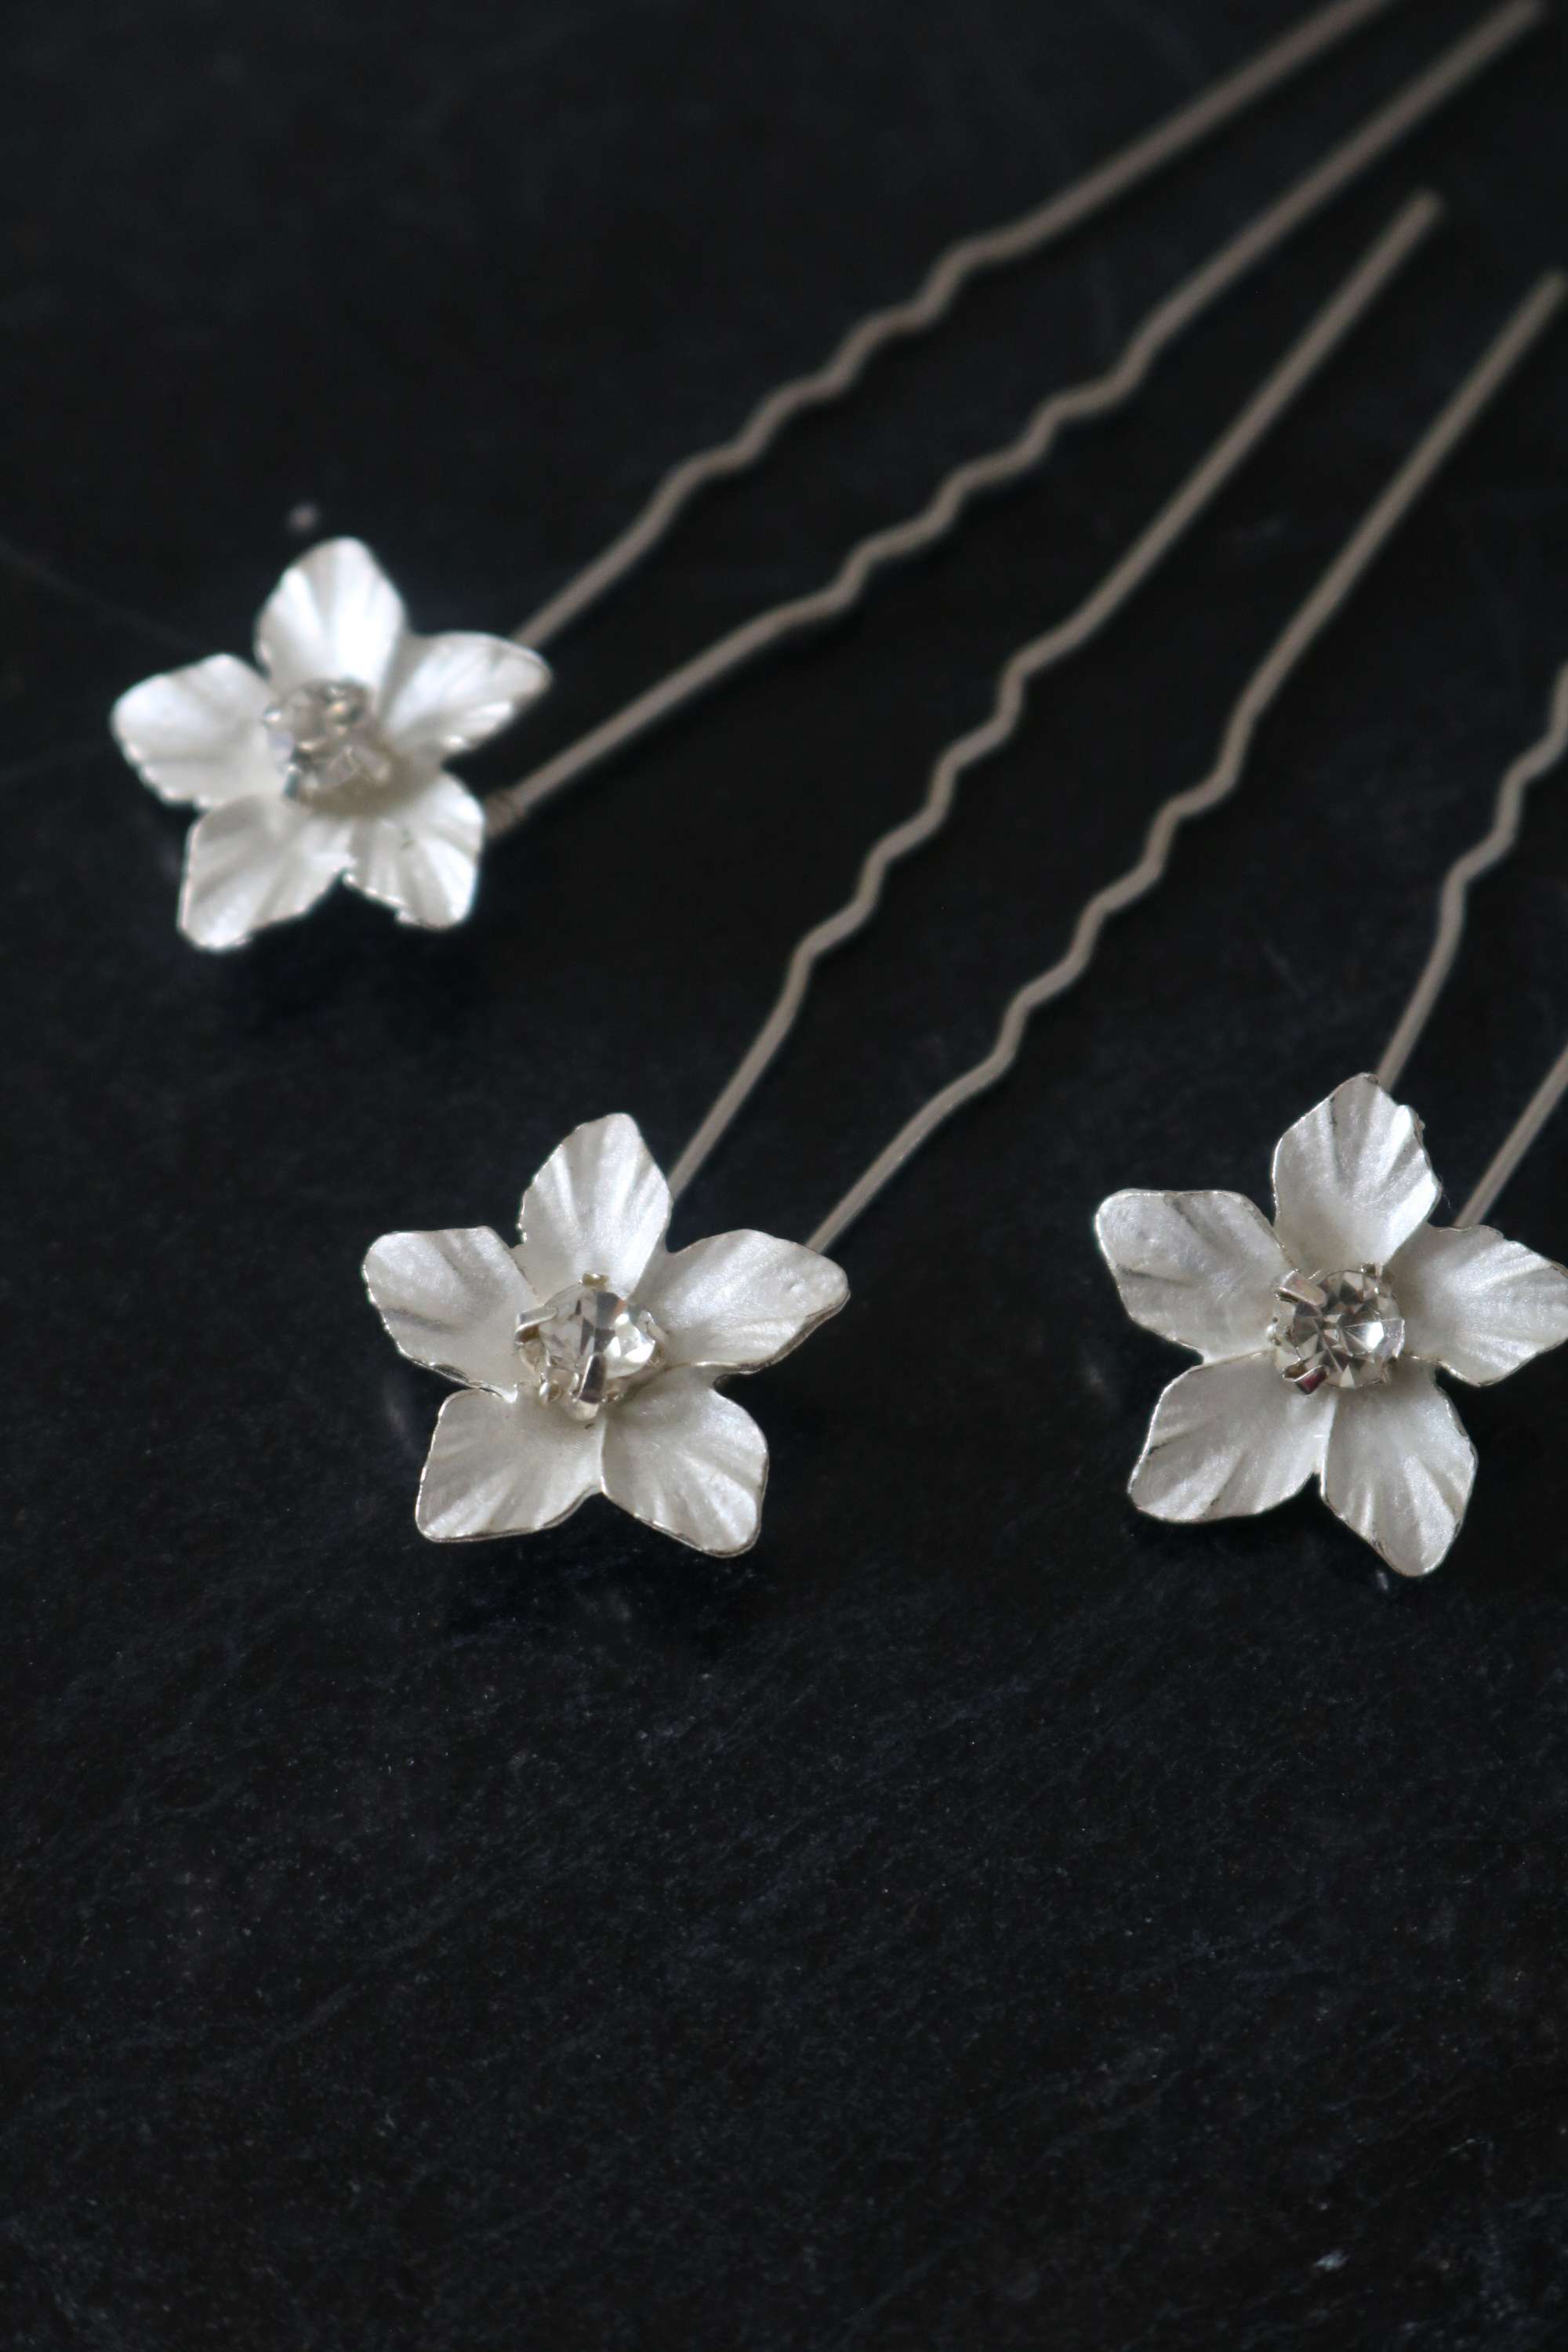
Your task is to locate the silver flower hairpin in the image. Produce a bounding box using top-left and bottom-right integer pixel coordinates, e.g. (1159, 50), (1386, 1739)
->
(107, 5), (1537, 948)
(365, 1115), (848, 1557)
(1096, 1076), (1568, 1577)
(357, 290), (1556, 1560)
(1098, 661), (1568, 1577)
(112, 539), (550, 948)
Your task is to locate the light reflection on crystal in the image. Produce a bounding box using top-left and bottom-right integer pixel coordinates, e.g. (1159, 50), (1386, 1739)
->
(1270, 1266), (1404, 1395)
(263, 677), (395, 805)
(517, 1277), (666, 1423)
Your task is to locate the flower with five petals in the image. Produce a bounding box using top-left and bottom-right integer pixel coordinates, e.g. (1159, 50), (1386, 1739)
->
(1095, 1074), (1568, 1576)
(364, 1114), (849, 1556)
(111, 539), (548, 948)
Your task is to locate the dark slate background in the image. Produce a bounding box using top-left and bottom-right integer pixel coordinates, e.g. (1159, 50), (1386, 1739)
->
(5, 2), (1568, 2344)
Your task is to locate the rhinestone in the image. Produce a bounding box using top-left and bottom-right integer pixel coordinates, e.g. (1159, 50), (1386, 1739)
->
(517, 1277), (666, 1422)
(1270, 1266), (1404, 1395)
(263, 677), (394, 804)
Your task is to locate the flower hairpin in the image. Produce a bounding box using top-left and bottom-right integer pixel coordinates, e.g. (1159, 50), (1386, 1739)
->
(112, 539), (550, 949)
(350, 281), (1558, 1568)
(103, 6), (1530, 955)
(364, 1114), (848, 1557)
(1096, 1075), (1568, 1577)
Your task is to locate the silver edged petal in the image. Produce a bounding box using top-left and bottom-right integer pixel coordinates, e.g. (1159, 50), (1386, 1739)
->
(1128, 1353), (1333, 1523)
(342, 772), (487, 931)
(1271, 1073), (1439, 1274)
(416, 1388), (604, 1541)
(380, 631), (551, 760)
(1094, 1189), (1287, 1363)
(362, 1227), (533, 1399)
(255, 538), (407, 699)
(111, 654), (281, 809)
(177, 797), (354, 951)
(517, 1114), (672, 1301)
(1319, 1357), (1476, 1577)
(599, 1370), (768, 1556)
(1390, 1221), (1568, 1386)
(641, 1229), (849, 1372)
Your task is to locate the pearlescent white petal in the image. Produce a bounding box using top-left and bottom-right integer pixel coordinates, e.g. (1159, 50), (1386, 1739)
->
(518, 1114), (671, 1300)
(1320, 1359), (1475, 1576)
(642, 1230), (849, 1371)
(381, 631), (550, 759)
(178, 797), (353, 950)
(111, 654), (281, 808)
(601, 1371), (767, 1555)
(1272, 1074), (1439, 1274)
(1129, 1353), (1332, 1523)
(1388, 1221), (1568, 1386)
(416, 1388), (604, 1541)
(362, 1227), (533, 1398)
(256, 539), (407, 699)
(1094, 1189), (1288, 1363)
(343, 773), (486, 931)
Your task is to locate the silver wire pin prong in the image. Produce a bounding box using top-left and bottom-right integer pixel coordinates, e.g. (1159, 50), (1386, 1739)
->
(488, 2), (1541, 841)
(515, 0), (1525, 652)
(798, 274), (1565, 1257)
(1461, 1027), (1568, 1229)
(668, 194), (1446, 1203)
(1378, 663), (1568, 1093)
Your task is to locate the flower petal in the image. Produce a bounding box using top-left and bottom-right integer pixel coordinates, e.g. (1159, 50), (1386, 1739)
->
(111, 654), (281, 808)
(518, 1114), (671, 1300)
(641, 1230), (849, 1371)
(178, 797), (353, 950)
(601, 1371), (767, 1555)
(1388, 1221), (1568, 1386)
(343, 773), (485, 931)
(416, 1388), (603, 1541)
(1271, 1074), (1440, 1274)
(256, 539), (407, 698)
(380, 631), (550, 760)
(362, 1226), (533, 1398)
(1128, 1352), (1332, 1523)
(1320, 1359), (1475, 1577)
(1094, 1189), (1287, 1363)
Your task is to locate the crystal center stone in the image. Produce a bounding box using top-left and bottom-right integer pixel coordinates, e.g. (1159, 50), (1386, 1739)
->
(517, 1279), (666, 1422)
(1270, 1266), (1404, 1395)
(263, 677), (394, 805)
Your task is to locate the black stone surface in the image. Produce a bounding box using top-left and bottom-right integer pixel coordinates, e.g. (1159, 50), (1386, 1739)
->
(5, 4), (1568, 2344)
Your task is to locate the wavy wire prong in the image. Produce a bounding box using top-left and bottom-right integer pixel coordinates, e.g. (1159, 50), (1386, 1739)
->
(1378, 664), (1568, 1091)
(799, 274), (1565, 1257)
(1398, 664), (1568, 1228)
(487, 0), (1541, 843)
(514, 0), (1498, 651)
(668, 192), (1444, 1201)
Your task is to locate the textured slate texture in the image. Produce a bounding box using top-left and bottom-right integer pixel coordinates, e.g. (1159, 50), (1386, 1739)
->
(4, 2), (1568, 2344)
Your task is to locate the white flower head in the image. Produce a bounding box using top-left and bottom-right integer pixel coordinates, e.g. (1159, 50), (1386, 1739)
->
(111, 539), (549, 949)
(364, 1114), (850, 1557)
(1095, 1074), (1568, 1577)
